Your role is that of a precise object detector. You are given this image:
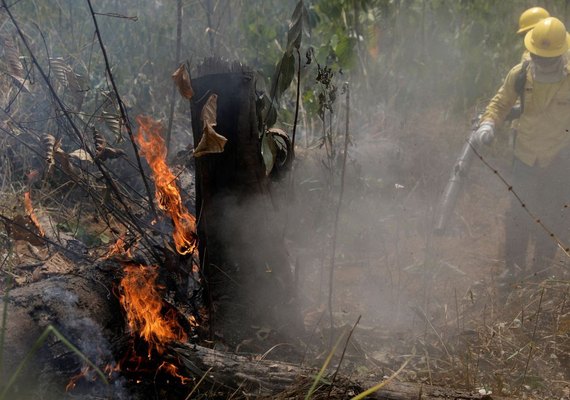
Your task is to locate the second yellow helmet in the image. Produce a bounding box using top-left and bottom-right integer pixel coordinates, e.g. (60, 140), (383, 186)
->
(517, 7), (550, 34)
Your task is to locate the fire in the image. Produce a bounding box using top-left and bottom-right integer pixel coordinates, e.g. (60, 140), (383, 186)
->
(119, 263), (188, 357)
(104, 362), (121, 379)
(158, 361), (191, 384)
(135, 115), (197, 255)
(105, 236), (136, 259)
(65, 366), (90, 391)
(24, 191), (45, 237)
(106, 236), (126, 258)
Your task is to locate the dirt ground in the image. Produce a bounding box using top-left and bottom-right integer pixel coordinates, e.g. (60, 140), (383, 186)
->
(294, 111), (570, 399)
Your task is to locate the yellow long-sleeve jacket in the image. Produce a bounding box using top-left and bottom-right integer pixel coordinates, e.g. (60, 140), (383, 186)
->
(481, 61), (570, 167)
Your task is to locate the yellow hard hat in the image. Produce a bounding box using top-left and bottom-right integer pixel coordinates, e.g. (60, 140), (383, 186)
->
(524, 17), (570, 57)
(517, 7), (550, 34)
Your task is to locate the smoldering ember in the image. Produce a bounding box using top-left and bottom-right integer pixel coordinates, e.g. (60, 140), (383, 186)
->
(1, 1), (570, 400)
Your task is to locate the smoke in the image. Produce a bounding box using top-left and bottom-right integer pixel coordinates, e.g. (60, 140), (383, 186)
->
(39, 286), (131, 400)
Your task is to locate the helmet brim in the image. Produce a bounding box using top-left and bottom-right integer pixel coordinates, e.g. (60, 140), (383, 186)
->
(524, 30), (570, 57)
(517, 25), (535, 35)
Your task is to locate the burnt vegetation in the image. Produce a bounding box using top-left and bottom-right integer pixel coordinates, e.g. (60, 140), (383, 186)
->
(0, 1), (570, 400)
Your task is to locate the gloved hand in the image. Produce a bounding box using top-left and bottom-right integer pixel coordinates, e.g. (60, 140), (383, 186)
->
(472, 121), (495, 146)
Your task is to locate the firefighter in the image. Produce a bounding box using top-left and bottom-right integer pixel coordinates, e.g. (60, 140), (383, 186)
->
(473, 17), (570, 285)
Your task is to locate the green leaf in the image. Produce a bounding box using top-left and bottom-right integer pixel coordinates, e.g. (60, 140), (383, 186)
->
(287, 18), (303, 51)
(265, 104), (277, 129)
(287, 0), (309, 51)
(267, 49), (295, 123)
(261, 131), (277, 175)
(273, 134), (287, 153)
(278, 51), (296, 97)
(334, 35), (356, 68)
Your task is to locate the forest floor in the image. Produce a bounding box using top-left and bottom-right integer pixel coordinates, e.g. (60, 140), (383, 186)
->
(293, 109), (570, 399)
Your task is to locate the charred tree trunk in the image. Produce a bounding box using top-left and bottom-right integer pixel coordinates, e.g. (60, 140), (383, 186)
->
(189, 58), (302, 349)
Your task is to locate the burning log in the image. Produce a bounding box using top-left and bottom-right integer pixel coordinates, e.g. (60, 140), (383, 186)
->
(0, 258), (199, 400)
(0, 266), (124, 399)
(0, 261), (511, 399)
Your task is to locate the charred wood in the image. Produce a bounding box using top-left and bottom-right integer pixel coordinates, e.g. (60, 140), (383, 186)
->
(189, 58), (302, 347)
(170, 342), (511, 400)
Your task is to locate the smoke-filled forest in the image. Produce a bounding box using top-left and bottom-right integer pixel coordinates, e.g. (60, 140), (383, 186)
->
(1, 0), (570, 399)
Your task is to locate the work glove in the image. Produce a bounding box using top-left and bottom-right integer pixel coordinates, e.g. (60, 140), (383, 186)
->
(472, 121), (495, 146)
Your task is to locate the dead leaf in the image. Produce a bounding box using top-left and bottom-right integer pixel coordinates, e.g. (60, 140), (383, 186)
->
(69, 149), (93, 163)
(98, 146), (126, 161)
(93, 127), (106, 153)
(101, 111), (124, 143)
(93, 128), (126, 161)
(54, 149), (80, 177)
(172, 63), (194, 99)
(65, 68), (86, 109)
(194, 124), (227, 157)
(2, 34), (29, 92)
(42, 133), (59, 176)
(49, 57), (70, 86)
(4, 214), (45, 246)
(201, 93), (218, 127)
(194, 94), (227, 157)
(40, 252), (75, 275)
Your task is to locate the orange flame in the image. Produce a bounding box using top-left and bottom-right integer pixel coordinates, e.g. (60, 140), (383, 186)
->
(24, 191), (45, 237)
(104, 362), (121, 379)
(65, 366), (90, 392)
(119, 263), (188, 357)
(135, 115), (197, 255)
(105, 236), (138, 260)
(158, 361), (191, 384)
(106, 236), (126, 258)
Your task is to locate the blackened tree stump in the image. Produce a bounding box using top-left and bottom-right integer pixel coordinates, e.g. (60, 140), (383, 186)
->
(190, 58), (302, 348)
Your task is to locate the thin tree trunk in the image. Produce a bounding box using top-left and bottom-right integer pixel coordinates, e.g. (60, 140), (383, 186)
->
(166, 0), (183, 154)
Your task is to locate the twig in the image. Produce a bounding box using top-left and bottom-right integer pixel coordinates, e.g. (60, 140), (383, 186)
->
(85, 0), (158, 218)
(454, 288), (461, 332)
(326, 315), (361, 399)
(93, 12), (138, 21)
(0, 260), (13, 385)
(351, 351), (414, 400)
(184, 367), (213, 400)
(291, 47), (302, 157)
(521, 287), (545, 388)
(327, 82), (350, 345)
(166, 0), (183, 154)
(424, 347), (433, 385)
(413, 306), (452, 360)
(281, 47), (303, 238)
(198, 0), (215, 52)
